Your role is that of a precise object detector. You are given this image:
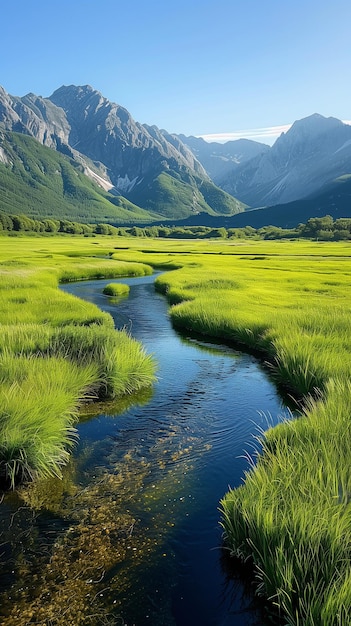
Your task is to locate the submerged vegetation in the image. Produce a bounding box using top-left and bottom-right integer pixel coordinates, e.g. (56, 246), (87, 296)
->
(1, 234), (351, 624)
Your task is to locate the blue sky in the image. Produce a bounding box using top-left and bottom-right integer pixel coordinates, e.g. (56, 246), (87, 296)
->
(1, 0), (350, 144)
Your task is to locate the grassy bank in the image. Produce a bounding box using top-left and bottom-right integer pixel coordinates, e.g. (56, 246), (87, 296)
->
(111, 237), (351, 625)
(0, 237), (156, 486)
(2, 234), (351, 623)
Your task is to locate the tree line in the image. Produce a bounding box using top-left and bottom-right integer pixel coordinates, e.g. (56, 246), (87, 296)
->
(0, 213), (120, 236)
(1, 211), (351, 241)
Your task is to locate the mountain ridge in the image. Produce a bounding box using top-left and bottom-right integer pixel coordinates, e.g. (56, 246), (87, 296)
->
(175, 134), (269, 183)
(218, 114), (351, 207)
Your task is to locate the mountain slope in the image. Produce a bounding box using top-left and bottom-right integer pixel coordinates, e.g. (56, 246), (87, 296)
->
(165, 175), (351, 230)
(0, 130), (162, 223)
(177, 134), (269, 183)
(49, 85), (245, 217)
(220, 114), (351, 207)
(243, 174), (351, 228)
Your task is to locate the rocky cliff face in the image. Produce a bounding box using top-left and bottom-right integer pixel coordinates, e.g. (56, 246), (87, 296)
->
(220, 114), (351, 207)
(0, 86), (70, 149)
(48, 85), (208, 191)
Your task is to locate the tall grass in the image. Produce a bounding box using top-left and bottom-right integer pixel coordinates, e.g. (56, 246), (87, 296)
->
(0, 238), (156, 486)
(0, 325), (156, 486)
(103, 282), (130, 296)
(220, 379), (351, 625)
(48, 324), (156, 399)
(0, 352), (98, 487)
(59, 259), (152, 282)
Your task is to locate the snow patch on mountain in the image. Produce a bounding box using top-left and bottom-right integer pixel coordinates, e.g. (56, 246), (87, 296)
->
(116, 174), (139, 193)
(0, 147), (9, 164)
(85, 167), (114, 191)
(334, 139), (351, 154)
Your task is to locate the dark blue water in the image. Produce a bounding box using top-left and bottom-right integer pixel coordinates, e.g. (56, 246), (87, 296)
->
(59, 274), (288, 626)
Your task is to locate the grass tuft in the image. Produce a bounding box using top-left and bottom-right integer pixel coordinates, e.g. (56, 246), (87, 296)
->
(103, 282), (130, 297)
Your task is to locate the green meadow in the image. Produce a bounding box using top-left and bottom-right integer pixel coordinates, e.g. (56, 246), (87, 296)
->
(1, 235), (351, 624)
(0, 237), (156, 487)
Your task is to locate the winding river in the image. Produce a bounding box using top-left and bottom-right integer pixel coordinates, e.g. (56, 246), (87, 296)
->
(0, 273), (289, 625)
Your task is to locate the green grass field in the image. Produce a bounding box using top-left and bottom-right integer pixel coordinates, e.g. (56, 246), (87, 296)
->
(1, 235), (351, 624)
(0, 237), (156, 486)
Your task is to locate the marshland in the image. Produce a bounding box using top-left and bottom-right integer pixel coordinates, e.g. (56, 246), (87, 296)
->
(1, 235), (351, 625)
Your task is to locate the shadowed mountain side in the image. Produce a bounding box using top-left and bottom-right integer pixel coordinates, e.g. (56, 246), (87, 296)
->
(176, 134), (269, 183)
(138, 176), (351, 230)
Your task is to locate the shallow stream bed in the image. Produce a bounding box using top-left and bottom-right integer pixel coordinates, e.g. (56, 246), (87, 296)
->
(0, 274), (289, 625)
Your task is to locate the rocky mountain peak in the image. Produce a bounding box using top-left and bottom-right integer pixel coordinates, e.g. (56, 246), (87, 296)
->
(290, 112), (342, 133)
(47, 85), (208, 184)
(220, 113), (351, 207)
(50, 84), (125, 118)
(0, 86), (70, 148)
(50, 84), (98, 104)
(274, 113), (346, 152)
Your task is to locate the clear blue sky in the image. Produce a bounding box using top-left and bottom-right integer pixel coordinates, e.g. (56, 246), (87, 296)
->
(1, 0), (350, 144)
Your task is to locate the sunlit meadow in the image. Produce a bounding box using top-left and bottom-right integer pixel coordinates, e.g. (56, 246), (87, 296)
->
(1, 234), (351, 623)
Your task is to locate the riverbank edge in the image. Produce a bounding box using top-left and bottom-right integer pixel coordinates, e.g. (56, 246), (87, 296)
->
(0, 258), (157, 488)
(153, 270), (351, 625)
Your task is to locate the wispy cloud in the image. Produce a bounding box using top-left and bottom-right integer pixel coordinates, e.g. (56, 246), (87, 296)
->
(197, 125), (291, 145)
(198, 120), (351, 145)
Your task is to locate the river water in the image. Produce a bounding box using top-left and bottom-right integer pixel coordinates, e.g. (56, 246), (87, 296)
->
(0, 273), (288, 625)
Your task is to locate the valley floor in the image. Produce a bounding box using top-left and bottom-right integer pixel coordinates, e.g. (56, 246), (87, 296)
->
(1, 234), (351, 625)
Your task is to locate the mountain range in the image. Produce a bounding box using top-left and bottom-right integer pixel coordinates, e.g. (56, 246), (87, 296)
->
(176, 134), (269, 184)
(0, 84), (244, 224)
(0, 82), (351, 228)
